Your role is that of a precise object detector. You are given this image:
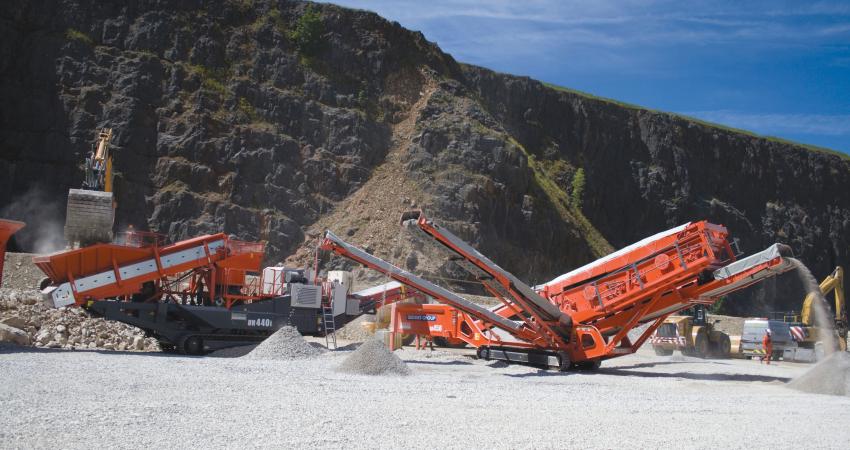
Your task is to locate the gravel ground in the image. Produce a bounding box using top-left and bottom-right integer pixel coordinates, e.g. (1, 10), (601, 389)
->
(1, 344), (848, 449)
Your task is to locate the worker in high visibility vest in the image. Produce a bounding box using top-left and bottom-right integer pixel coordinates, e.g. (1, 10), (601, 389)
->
(761, 329), (773, 364)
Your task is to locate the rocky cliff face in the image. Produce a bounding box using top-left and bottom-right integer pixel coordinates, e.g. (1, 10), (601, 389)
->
(462, 67), (850, 313)
(2, 0), (848, 313)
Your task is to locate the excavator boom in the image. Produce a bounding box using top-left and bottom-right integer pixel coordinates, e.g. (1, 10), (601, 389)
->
(801, 266), (844, 326)
(65, 128), (115, 247)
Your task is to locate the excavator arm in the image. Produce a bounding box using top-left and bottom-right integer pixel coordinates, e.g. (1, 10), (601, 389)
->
(66, 128), (115, 247)
(801, 266), (844, 327)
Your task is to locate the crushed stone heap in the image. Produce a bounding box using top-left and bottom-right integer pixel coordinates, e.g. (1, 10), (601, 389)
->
(244, 325), (324, 360)
(337, 338), (411, 376)
(787, 352), (850, 397)
(334, 314), (376, 342)
(0, 287), (159, 351)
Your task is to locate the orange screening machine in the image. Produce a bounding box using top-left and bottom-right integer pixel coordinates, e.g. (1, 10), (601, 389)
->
(35, 231), (266, 308)
(321, 211), (794, 370)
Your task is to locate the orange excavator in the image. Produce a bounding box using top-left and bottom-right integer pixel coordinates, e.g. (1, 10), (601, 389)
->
(320, 211), (794, 370)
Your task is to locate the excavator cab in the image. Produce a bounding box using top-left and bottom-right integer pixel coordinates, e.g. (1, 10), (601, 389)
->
(65, 128), (115, 248)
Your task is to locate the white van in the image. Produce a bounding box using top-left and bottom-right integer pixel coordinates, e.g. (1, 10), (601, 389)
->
(741, 319), (795, 360)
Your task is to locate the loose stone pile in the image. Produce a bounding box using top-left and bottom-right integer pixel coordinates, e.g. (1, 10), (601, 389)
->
(787, 352), (850, 397)
(337, 338), (411, 376)
(244, 326), (325, 360)
(0, 288), (159, 352)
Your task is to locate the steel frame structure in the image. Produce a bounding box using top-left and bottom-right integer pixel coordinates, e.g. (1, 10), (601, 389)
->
(321, 211), (794, 368)
(35, 232), (270, 308)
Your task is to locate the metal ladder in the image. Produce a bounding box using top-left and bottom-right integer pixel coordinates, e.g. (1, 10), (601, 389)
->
(322, 299), (337, 350)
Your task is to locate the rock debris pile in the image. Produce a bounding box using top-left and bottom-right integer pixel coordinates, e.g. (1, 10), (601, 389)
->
(245, 326), (324, 360)
(0, 288), (159, 351)
(334, 314), (376, 342)
(337, 338), (411, 376)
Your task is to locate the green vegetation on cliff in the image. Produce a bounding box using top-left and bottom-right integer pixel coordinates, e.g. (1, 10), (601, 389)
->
(507, 137), (613, 258)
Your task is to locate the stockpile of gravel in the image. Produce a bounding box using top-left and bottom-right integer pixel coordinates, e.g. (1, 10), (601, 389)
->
(337, 338), (411, 376)
(787, 352), (850, 396)
(245, 326), (324, 360)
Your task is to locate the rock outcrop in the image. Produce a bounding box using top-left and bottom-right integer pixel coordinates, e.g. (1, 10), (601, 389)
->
(1, 0), (848, 314)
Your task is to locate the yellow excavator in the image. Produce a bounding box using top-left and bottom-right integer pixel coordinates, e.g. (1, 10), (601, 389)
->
(796, 266), (846, 355)
(64, 128), (115, 247)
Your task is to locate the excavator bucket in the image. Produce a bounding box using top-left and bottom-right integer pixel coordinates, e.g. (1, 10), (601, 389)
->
(65, 189), (114, 247)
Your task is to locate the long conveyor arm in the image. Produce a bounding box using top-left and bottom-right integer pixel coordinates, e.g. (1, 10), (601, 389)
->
(321, 231), (525, 334)
(400, 211), (564, 321)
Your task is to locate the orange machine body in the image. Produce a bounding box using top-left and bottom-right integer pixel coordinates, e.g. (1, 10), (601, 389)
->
(0, 219), (25, 287)
(323, 212), (793, 366)
(34, 231), (267, 308)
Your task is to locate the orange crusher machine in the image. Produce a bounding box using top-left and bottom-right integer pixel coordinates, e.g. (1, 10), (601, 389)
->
(33, 231), (415, 353)
(0, 219), (25, 287)
(321, 211), (794, 370)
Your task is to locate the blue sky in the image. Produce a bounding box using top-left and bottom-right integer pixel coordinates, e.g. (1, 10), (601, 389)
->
(321, 0), (850, 153)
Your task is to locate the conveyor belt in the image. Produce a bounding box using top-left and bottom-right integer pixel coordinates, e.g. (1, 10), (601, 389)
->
(322, 231), (522, 333)
(42, 237), (226, 308)
(402, 212), (563, 321)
